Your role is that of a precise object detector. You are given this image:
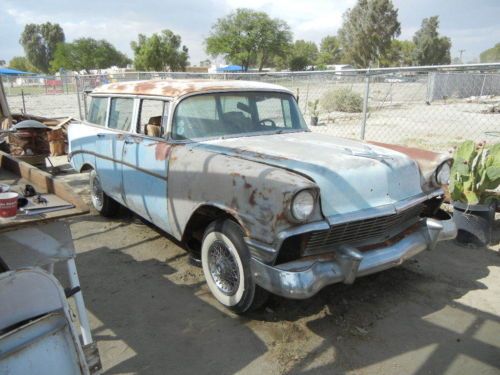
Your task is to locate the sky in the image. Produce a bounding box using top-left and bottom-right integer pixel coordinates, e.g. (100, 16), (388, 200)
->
(1, 0), (499, 66)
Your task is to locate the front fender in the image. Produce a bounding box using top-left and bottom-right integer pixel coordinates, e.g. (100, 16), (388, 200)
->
(368, 141), (451, 190)
(167, 145), (321, 244)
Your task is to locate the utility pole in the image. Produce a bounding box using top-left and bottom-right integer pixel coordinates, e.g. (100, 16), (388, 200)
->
(458, 49), (466, 63)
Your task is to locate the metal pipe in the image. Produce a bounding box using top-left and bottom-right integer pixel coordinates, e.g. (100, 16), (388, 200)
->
(75, 76), (83, 120)
(66, 258), (93, 345)
(360, 73), (370, 140)
(71, 62), (500, 78)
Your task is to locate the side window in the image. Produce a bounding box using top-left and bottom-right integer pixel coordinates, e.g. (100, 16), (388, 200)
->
(87, 97), (108, 126)
(108, 98), (133, 131)
(138, 99), (168, 137)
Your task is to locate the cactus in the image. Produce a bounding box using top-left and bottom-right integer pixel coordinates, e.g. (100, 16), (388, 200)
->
(450, 141), (500, 205)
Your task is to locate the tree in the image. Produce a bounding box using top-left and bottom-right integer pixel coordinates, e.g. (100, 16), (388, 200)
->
(19, 22), (65, 73)
(51, 38), (131, 73)
(316, 35), (342, 66)
(338, 0), (400, 68)
(380, 40), (415, 66)
(480, 43), (500, 63)
(8, 56), (38, 73)
(205, 8), (292, 71)
(412, 16), (451, 65)
(131, 30), (189, 71)
(288, 40), (318, 71)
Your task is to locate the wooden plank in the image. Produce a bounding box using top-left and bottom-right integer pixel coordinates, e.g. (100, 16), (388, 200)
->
(0, 152), (89, 231)
(0, 151), (87, 211)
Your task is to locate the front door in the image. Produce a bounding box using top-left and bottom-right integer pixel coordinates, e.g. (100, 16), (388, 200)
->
(121, 99), (170, 233)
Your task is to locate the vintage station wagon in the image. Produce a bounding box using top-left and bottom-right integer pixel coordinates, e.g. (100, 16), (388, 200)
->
(69, 79), (457, 313)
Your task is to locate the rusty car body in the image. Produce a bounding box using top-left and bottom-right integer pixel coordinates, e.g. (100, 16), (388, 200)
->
(68, 79), (457, 313)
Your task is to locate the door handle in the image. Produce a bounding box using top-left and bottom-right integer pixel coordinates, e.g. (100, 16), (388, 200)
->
(124, 138), (134, 144)
(97, 133), (105, 138)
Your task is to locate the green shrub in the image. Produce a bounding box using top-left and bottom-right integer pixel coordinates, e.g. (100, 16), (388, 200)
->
(449, 141), (500, 204)
(320, 88), (363, 113)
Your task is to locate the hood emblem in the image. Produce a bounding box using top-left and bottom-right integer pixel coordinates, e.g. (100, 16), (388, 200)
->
(343, 147), (394, 167)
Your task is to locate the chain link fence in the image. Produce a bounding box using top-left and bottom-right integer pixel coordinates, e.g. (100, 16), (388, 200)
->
(3, 63), (500, 151)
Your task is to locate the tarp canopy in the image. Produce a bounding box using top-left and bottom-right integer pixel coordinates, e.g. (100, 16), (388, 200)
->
(216, 65), (244, 72)
(0, 68), (34, 76)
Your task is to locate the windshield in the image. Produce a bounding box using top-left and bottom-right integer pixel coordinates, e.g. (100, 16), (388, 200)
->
(172, 92), (308, 140)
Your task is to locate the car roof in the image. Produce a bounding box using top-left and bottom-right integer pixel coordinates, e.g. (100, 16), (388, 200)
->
(91, 79), (294, 99)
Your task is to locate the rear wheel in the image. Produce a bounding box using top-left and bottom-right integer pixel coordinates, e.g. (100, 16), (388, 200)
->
(89, 170), (119, 217)
(201, 219), (268, 314)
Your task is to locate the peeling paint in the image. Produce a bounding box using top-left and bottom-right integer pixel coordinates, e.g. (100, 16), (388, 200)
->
(155, 142), (172, 161)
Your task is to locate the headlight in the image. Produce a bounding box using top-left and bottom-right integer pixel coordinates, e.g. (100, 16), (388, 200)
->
(435, 162), (451, 185)
(291, 190), (315, 221)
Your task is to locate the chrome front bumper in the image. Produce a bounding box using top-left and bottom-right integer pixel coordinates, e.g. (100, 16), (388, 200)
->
(250, 217), (457, 299)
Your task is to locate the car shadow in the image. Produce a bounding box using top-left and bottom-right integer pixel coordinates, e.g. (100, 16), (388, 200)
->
(74, 244), (268, 375)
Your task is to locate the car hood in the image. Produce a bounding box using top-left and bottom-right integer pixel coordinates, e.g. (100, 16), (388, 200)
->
(196, 132), (425, 221)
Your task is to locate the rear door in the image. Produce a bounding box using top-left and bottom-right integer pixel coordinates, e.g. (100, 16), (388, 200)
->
(121, 99), (171, 232)
(96, 97), (134, 204)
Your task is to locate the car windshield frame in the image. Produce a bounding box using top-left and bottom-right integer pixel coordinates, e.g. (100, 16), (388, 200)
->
(170, 91), (309, 142)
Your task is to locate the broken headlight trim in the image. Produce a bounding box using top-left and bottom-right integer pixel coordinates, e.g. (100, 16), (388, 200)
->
(435, 161), (451, 185)
(291, 189), (315, 222)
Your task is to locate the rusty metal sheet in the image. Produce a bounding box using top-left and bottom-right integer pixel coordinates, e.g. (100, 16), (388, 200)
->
(92, 79), (293, 99)
(167, 144), (319, 244)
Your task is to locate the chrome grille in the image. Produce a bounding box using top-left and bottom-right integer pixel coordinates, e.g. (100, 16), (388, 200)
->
(304, 204), (423, 255)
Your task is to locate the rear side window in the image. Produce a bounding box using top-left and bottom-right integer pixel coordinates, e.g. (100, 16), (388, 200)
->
(108, 98), (133, 131)
(88, 97), (108, 125)
(138, 99), (169, 137)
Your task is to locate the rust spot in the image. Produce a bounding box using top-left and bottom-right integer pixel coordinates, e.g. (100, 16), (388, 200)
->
(230, 197), (239, 210)
(244, 182), (252, 189)
(276, 211), (287, 222)
(92, 79), (292, 99)
(249, 189), (257, 206)
(368, 141), (450, 179)
(155, 143), (172, 161)
(369, 141), (441, 162)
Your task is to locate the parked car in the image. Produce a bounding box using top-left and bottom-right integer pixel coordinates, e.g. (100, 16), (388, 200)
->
(68, 79), (457, 313)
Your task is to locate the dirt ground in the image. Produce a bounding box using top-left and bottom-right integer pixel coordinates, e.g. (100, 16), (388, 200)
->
(50, 161), (500, 375)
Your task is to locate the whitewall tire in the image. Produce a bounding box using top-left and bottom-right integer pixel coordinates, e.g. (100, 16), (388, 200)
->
(201, 219), (268, 313)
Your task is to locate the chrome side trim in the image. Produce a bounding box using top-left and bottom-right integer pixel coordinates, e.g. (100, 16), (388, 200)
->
(250, 216), (457, 300)
(68, 150), (167, 181)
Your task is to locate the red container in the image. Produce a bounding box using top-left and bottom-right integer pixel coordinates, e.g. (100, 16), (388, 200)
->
(0, 192), (19, 218)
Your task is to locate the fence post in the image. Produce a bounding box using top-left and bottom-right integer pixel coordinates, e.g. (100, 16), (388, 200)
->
(360, 72), (370, 140)
(75, 76), (83, 120)
(21, 90), (26, 114)
(479, 74), (487, 97)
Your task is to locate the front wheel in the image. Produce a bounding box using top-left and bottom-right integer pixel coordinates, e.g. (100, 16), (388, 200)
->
(201, 219), (268, 314)
(89, 170), (119, 217)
